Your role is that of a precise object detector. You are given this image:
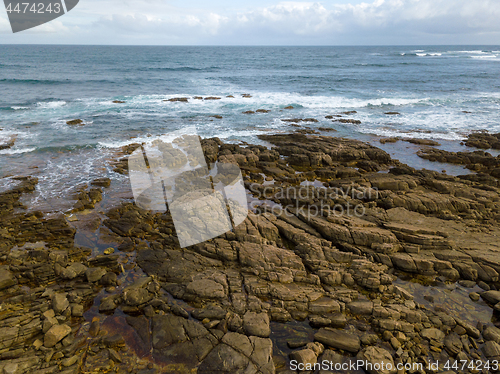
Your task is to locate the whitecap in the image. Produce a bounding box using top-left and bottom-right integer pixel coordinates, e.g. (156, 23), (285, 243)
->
(0, 147), (36, 155)
(454, 50), (487, 54)
(36, 101), (67, 109)
(471, 55), (497, 59)
(11, 106), (29, 110)
(98, 127), (197, 149)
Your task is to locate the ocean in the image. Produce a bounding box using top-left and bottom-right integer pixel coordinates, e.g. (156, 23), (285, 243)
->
(1, 45), (500, 211)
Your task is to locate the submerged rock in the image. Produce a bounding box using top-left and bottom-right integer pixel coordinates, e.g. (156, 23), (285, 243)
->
(314, 328), (360, 353)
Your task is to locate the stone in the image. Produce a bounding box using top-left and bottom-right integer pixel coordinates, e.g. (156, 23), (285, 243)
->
(61, 263), (87, 280)
(444, 333), (463, 356)
(357, 346), (396, 374)
(3, 363), (19, 374)
(102, 334), (125, 348)
(62, 355), (79, 367)
(52, 293), (69, 314)
(123, 288), (151, 306)
(243, 312), (270, 338)
(71, 304), (84, 317)
(347, 301), (373, 315)
(314, 328), (360, 353)
(481, 290), (500, 305)
(0, 266), (16, 290)
(483, 326), (500, 343)
(44, 324), (71, 348)
(483, 341), (500, 360)
(99, 295), (118, 312)
(109, 348), (122, 363)
(100, 272), (117, 286)
(85, 267), (107, 283)
(469, 292), (480, 301)
(289, 349), (317, 370)
(198, 344), (250, 373)
(421, 328), (445, 342)
(309, 298), (341, 314)
(186, 279), (225, 298)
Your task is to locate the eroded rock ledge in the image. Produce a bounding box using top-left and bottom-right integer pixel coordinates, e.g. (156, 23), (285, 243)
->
(1, 134), (500, 373)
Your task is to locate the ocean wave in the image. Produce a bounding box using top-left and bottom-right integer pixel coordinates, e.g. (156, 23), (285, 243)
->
(470, 55), (497, 59)
(454, 50), (488, 54)
(0, 177), (22, 193)
(141, 66), (220, 72)
(11, 106), (30, 110)
(416, 53), (442, 57)
(98, 127), (197, 149)
(0, 147), (37, 155)
(0, 78), (73, 85)
(36, 101), (67, 109)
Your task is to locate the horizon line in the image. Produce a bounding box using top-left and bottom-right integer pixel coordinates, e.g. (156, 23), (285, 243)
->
(1, 43), (500, 47)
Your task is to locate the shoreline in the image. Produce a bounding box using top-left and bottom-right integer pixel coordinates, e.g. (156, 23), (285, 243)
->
(1, 132), (500, 373)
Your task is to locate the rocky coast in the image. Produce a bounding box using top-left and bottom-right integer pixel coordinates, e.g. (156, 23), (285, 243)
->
(1, 130), (500, 374)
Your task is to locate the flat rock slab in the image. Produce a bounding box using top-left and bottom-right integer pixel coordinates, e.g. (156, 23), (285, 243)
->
(314, 328), (360, 353)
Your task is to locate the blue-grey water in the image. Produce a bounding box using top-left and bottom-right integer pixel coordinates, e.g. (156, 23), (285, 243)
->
(1, 45), (500, 211)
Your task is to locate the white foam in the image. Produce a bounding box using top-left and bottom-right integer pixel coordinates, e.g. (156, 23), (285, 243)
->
(36, 101), (67, 109)
(11, 106), (29, 110)
(454, 50), (488, 54)
(416, 53), (441, 57)
(0, 147), (36, 155)
(471, 55), (497, 59)
(98, 126), (197, 149)
(0, 177), (21, 193)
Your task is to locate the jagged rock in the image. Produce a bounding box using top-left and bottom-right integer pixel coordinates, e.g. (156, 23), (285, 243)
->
(483, 341), (500, 360)
(44, 324), (71, 348)
(61, 263), (87, 280)
(0, 266), (16, 290)
(123, 288), (152, 306)
(421, 328), (445, 342)
(289, 349), (317, 370)
(186, 279), (226, 298)
(52, 293), (69, 314)
(356, 346), (396, 374)
(85, 267), (107, 283)
(199, 332), (274, 374)
(91, 178), (111, 188)
(100, 272), (117, 286)
(99, 295), (118, 312)
(444, 333), (463, 356)
(166, 97), (189, 102)
(483, 326), (500, 343)
(243, 312), (270, 338)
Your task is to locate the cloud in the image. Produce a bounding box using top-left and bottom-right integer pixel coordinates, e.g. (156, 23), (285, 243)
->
(1, 0), (499, 44)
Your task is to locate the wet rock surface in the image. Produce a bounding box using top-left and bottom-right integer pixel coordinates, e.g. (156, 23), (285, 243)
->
(1, 133), (500, 373)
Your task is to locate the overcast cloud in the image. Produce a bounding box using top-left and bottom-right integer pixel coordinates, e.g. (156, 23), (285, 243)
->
(1, 0), (499, 45)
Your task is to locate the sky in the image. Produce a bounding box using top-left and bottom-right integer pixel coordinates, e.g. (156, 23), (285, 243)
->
(1, 0), (500, 45)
